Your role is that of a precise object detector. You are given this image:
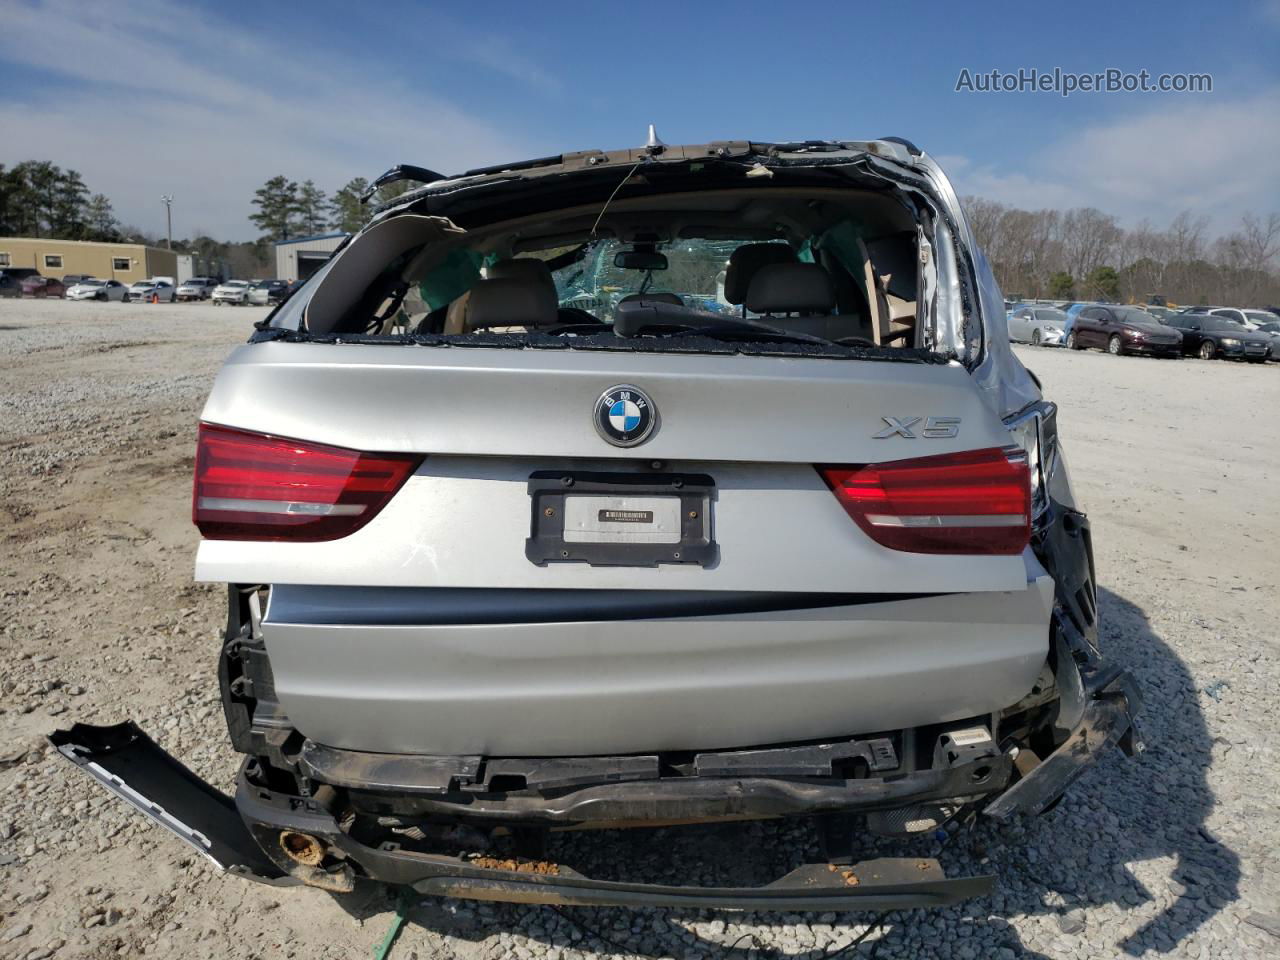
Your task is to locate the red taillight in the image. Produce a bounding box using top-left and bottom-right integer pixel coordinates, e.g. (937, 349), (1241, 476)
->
(819, 447), (1031, 555)
(193, 424), (422, 541)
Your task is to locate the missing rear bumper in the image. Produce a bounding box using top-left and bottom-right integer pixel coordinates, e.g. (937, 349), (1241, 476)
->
(234, 772), (992, 909)
(47, 720), (995, 909)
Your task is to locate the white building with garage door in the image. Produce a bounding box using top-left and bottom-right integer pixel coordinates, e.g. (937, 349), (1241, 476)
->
(275, 232), (349, 282)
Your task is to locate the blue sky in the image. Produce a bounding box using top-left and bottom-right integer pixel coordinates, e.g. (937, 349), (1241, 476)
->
(2, 0), (1278, 240)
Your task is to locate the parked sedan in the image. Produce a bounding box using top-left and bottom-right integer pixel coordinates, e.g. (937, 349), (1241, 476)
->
(20, 276), (66, 298)
(67, 279), (129, 302)
(247, 279), (290, 306)
(1165, 313), (1271, 361)
(1007, 304), (1067, 346)
(1141, 304), (1177, 323)
(1065, 304), (1183, 357)
(127, 279), (177, 302)
(211, 280), (252, 305)
(176, 277), (219, 301)
(1255, 321), (1280, 360)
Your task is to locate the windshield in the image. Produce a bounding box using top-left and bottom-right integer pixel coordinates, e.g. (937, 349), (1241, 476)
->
(550, 239), (747, 321)
(1112, 307), (1156, 324)
(1244, 311), (1275, 324)
(78, 280), (103, 287)
(1032, 309), (1066, 324)
(226, 281), (249, 288)
(1205, 318), (1244, 332)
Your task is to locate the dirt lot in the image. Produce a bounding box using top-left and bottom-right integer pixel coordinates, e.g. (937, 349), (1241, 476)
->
(2, 298), (1279, 959)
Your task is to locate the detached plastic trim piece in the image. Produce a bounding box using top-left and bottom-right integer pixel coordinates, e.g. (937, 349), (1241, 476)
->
(49, 721), (293, 885)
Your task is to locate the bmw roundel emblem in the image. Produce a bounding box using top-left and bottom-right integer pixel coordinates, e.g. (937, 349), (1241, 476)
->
(593, 384), (657, 447)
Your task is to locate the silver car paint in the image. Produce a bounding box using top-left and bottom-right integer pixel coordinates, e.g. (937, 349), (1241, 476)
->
(197, 455), (1032, 593)
(262, 575), (1054, 756)
(197, 344), (1008, 464)
(194, 139), (1061, 758)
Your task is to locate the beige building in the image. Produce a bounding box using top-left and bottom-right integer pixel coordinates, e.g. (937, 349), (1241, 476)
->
(0, 237), (178, 281)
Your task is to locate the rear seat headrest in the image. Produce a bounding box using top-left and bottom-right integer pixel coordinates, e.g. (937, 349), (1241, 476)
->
(486, 257), (555, 290)
(467, 277), (559, 329)
(745, 262), (836, 316)
(723, 243), (798, 305)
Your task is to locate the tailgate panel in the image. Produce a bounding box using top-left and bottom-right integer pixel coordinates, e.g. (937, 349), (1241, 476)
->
(200, 343), (1004, 463)
(198, 457), (1031, 593)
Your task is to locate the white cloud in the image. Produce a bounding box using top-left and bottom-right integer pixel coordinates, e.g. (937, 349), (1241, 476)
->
(942, 88), (1280, 231)
(0, 0), (549, 239)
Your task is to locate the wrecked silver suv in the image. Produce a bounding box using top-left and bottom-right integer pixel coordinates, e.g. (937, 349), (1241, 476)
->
(52, 134), (1140, 911)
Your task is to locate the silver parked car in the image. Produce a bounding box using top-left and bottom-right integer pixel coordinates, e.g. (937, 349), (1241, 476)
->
(1007, 304), (1067, 346)
(176, 277), (219, 301)
(211, 279), (252, 305)
(53, 136), (1140, 912)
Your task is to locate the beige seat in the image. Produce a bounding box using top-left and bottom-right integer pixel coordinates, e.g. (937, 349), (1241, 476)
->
(723, 243), (798, 308)
(465, 277), (559, 331)
(744, 262), (876, 342)
(486, 257), (558, 297)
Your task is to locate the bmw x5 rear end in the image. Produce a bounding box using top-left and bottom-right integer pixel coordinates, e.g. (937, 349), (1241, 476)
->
(52, 135), (1141, 910)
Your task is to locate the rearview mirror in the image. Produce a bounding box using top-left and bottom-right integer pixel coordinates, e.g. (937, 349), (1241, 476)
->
(614, 250), (668, 271)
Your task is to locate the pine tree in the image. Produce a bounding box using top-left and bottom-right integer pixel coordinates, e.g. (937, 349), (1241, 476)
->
(328, 178), (369, 234)
(84, 194), (118, 241)
(249, 175), (301, 242)
(297, 180), (327, 236)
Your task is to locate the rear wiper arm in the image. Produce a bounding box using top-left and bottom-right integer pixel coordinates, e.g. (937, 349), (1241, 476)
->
(657, 322), (837, 347)
(613, 297), (835, 345)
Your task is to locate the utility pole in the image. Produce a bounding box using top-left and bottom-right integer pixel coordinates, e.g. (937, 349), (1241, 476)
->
(160, 195), (173, 249)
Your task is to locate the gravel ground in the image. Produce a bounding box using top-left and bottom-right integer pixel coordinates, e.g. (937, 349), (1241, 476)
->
(1, 298), (1278, 959)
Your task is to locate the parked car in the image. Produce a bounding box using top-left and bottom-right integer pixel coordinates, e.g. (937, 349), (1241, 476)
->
(1166, 312), (1272, 361)
(1200, 306), (1263, 330)
(127, 279), (177, 302)
(61, 274), (95, 290)
(1007, 304), (1067, 346)
(66, 279), (129, 302)
(0, 274), (20, 298)
(1065, 304), (1183, 356)
(50, 136), (1139, 912)
(176, 277), (219, 301)
(211, 280), (252, 305)
(1253, 320), (1280, 360)
(1241, 309), (1280, 329)
(248, 279), (291, 306)
(20, 276), (66, 298)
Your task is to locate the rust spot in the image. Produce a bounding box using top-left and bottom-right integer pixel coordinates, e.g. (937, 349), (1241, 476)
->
(278, 831), (325, 867)
(826, 864), (859, 886)
(917, 861), (931, 871)
(468, 856), (560, 876)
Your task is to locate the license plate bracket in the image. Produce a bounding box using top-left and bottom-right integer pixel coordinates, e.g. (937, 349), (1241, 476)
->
(525, 471), (716, 567)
